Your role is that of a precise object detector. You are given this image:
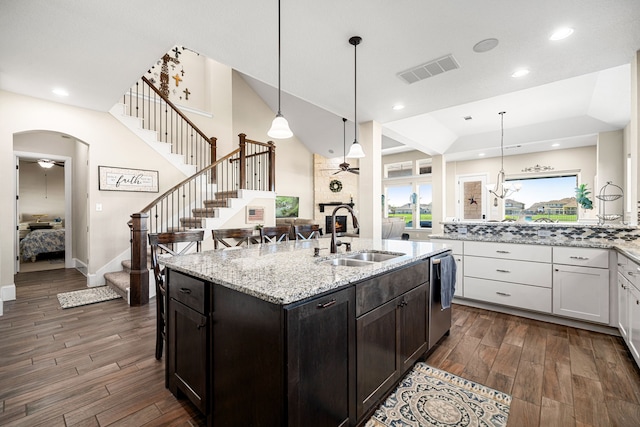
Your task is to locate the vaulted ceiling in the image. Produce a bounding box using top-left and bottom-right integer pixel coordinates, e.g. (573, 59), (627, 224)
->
(1, 0), (639, 161)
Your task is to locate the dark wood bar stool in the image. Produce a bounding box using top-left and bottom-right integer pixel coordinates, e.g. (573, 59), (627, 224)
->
(149, 229), (204, 367)
(293, 224), (320, 240)
(260, 225), (291, 243)
(212, 228), (258, 249)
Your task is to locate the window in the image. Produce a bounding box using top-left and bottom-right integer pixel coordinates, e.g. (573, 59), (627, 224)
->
(417, 184), (432, 228)
(386, 185), (413, 225)
(385, 161), (413, 178)
(504, 175), (578, 222)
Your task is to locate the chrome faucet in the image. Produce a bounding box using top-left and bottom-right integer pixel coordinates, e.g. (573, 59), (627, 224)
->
(330, 204), (359, 254)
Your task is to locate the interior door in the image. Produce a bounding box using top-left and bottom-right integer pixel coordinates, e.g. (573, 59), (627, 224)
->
(457, 175), (488, 220)
(15, 155), (20, 272)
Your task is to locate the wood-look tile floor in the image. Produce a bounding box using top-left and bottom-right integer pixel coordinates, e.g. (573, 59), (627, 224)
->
(426, 303), (640, 427)
(1, 269), (205, 427)
(2, 269), (640, 426)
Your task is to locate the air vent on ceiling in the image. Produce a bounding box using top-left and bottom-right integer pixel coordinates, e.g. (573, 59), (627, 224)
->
(397, 54), (459, 84)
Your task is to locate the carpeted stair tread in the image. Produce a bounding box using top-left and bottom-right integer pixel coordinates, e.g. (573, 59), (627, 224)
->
(180, 217), (205, 227)
(203, 199), (228, 208)
(191, 207), (220, 218)
(103, 271), (129, 299)
(121, 259), (151, 273)
(215, 190), (238, 198)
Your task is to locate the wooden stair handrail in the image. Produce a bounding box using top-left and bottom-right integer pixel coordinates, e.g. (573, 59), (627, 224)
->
(140, 76), (214, 145)
(133, 148), (240, 220)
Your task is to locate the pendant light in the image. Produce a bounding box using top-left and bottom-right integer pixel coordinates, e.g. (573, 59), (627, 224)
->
(38, 159), (55, 169)
(267, 0), (293, 139)
(487, 111), (521, 206)
(346, 36), (365, 158)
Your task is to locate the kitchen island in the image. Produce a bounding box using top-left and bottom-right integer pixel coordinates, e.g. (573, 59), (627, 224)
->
(159, 238), (450, 427)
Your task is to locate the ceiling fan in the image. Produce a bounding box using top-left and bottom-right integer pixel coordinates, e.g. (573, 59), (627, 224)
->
(332, 118), (359, 175)
(22, 159), (65, 168)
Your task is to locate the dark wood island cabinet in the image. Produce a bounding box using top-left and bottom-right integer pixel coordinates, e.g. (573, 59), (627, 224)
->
(161, 239), (449, 426)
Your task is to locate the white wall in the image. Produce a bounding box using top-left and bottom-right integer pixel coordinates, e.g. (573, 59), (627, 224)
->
(231, 72), (314, 219)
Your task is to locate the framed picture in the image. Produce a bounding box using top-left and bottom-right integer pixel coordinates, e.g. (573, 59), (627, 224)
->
(246, 206), (265, 223)
(98, 166), (159, 193)
(275, 195), (300, 218)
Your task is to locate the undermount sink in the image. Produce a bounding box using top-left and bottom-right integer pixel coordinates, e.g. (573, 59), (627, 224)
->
(346, 251), (404, 262)
(320, 251), (405, 267)
(321, 258), (375, 267)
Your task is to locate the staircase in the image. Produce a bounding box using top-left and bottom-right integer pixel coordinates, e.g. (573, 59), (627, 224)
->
(104, 76), (276, 305)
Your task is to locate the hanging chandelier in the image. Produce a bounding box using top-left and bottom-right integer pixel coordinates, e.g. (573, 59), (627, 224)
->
(346, 36), (365, 158)
(267, 0), (293, 139)
(487, 111), (521, 205)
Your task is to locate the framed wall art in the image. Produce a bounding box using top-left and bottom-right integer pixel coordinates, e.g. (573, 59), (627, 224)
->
(98, 166), (159, 193)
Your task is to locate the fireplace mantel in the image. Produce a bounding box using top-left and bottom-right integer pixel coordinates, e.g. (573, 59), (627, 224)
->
(319, 202), (354, 213)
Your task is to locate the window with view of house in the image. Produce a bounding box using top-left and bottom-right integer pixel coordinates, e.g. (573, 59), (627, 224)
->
(504, 175), (578, 222)
(384, 159), (432, 228)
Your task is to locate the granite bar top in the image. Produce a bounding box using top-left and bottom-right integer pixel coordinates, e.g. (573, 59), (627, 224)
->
(159, 238), (450, 305)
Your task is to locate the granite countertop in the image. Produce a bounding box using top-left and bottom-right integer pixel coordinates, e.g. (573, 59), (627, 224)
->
(430, 233), (640, 264)
(159, 238), (450, 305)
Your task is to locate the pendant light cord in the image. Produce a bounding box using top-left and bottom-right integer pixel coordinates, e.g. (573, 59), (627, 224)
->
(499, 111), (505, 173)
(343, 117), (347, 161)
(277, 0), (282, 115)
(353, 40), (357, 143)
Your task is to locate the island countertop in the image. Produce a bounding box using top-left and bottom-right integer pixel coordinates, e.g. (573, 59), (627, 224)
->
(159, 238), (450, 305)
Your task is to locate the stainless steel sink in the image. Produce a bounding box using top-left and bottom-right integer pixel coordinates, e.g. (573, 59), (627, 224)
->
(346, 251), (404, 262)
(319, 251), (405, 267)
(321, 258), (375, 267)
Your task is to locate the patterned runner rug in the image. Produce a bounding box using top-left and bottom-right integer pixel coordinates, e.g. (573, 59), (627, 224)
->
(366, 363), (511, 427)
(57, 286), (122, 309)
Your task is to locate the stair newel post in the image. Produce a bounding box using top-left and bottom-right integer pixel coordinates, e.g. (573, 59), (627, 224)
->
(268, 141), (276, 192)
(210, 136), (217, 185)
(130, 213), (149, 306)
(239, 133), (247, 190)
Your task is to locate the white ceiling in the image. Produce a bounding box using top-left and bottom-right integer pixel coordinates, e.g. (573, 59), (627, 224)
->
(1, 0), (639, 161)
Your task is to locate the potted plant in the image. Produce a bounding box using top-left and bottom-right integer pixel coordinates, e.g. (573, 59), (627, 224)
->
(575, 183), (593, 210)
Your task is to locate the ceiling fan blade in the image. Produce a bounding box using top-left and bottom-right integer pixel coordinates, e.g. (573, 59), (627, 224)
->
(348, 169), (359, 175)
(333, 170), (343, 175)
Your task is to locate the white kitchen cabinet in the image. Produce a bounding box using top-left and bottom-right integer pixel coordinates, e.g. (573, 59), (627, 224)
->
(618, 272), (630, 341)
(553, 264), (609, 323)
(463, 241), (552, 313)
(628, 284), (640, 363)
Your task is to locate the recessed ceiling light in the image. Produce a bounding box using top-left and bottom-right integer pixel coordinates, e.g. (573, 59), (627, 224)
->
(478, 153), (486, 157)
(473, 38), (499, 53)
(392, 104), (405, 111)
(550, 28), (574, 41)
(511, 69), (530, 78)
(328, 149), (334, 154)
(52, 88), (69, 97)
(551, 143), (560, 147)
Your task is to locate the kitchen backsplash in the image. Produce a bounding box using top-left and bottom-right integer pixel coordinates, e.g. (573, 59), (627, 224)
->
(441, 221), (640, 243)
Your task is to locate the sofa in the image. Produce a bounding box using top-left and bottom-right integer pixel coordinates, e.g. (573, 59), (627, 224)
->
(381, 217), (406, 239)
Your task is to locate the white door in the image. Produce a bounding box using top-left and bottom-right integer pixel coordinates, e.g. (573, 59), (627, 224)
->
(456, 175), (488, 220)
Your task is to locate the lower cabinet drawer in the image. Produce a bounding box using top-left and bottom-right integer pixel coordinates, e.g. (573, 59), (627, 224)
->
(464, 256), (552, 288)
(464, 277), (552, 313)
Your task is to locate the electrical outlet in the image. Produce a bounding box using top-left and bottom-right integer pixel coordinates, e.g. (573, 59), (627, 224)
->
(457, 226), (468, 234)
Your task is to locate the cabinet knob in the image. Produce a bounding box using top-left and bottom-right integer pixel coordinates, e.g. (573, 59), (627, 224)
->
(496, 292), (511, 297)
(496, 269), (510, 273)
(179, 288), (192, 294)
(196, 323), (206, 330)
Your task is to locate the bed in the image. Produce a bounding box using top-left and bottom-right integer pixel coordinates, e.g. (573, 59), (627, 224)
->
(20, 228), (65, 262)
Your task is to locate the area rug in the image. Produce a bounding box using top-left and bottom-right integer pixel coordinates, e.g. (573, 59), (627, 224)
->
(365, 363), (511, 427)
(57, 286), (122, 309)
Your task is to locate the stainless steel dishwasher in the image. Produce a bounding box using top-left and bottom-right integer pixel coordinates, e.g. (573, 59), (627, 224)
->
(429, 251), (453, 350)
